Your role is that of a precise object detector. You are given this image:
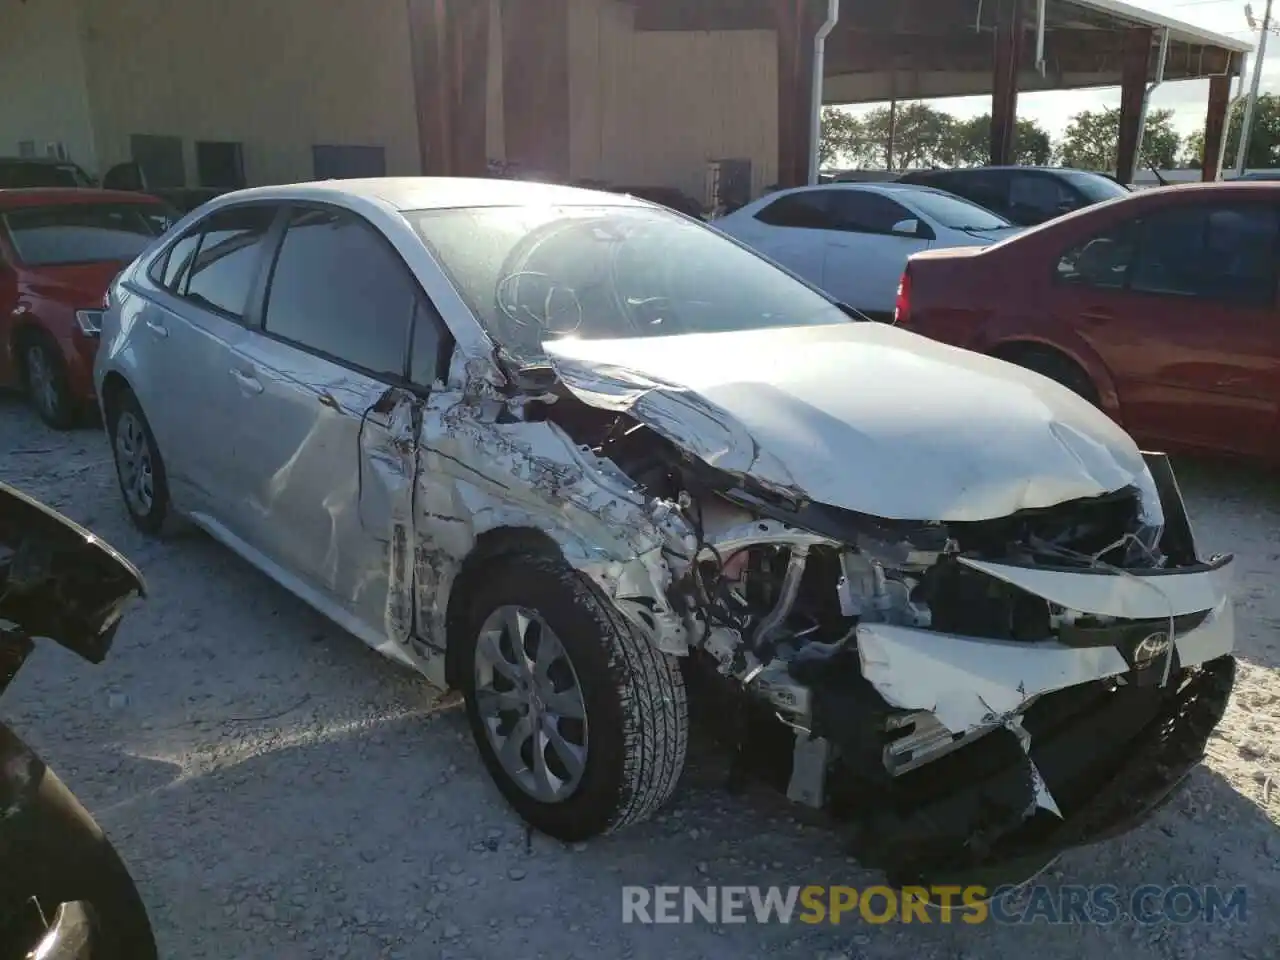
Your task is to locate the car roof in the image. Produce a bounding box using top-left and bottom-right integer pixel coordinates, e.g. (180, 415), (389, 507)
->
(0, 156), (82, 166)
(0, 187), (166, 209)
(210, 177), (653, 212)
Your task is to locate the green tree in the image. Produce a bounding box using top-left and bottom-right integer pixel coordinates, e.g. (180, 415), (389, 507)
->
(944, 115), (1053, 166)
(818, 106), (862, 168)
(853, 103), (956, 170)
(1184, 94), (1280, 170)
(1058, 107), (1182, 172)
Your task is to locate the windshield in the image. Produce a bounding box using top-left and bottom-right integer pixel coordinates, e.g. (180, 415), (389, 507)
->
(901, 190), (1011, 231)
(3, 203), (174, 266)
(408, 204), (852, 362)
(1060, 170), (1131, 203)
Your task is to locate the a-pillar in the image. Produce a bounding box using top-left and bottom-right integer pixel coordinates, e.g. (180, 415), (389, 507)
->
(990, 0), (1024, 166)
(774, 0), (821, 189)
(1115, 27), (1153, 184)
(407, 0), (492, 178)
(1201, 72), (1233, 181)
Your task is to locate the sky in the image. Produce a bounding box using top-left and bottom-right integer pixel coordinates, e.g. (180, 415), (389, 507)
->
(843, 0), (1278, 138)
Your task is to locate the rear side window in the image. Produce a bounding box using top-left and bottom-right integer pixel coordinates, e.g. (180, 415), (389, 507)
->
(263, 206), (416, 378)
(753, 191), (834, 229)
(1009, 173), (1076, 220)
(183, 205), (277, 318)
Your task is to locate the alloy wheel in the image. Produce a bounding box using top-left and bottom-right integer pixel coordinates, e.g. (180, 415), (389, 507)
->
(473, 605), (589, 803)
(114, 411), (155, 517)
(25, 344), (60, 421)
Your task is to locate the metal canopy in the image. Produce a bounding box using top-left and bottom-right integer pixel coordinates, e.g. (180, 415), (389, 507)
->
(819, 0), (1251, 104)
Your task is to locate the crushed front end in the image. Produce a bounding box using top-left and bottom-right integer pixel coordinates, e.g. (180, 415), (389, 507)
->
(658, 452), (1235, 886)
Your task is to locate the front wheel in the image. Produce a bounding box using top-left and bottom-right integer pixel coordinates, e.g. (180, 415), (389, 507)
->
(21, 335), (76, 430)
(459, 552), (688, 841)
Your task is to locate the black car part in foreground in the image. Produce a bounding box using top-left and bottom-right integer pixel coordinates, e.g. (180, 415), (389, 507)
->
(0, 481), (156, 959)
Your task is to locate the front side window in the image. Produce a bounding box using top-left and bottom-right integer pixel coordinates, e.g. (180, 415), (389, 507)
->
(824, 191), (914, 234)
(183, 205), (276, 318)
(263, 207), (416, 377)
(1009, 173), (1075, 218)
(2, 203), (171, 266)
(753, 191), (834, 229)
(408, 203), (852, 364)
(1056, 223), (1137, 289)
(1130, 204), (1278, 305)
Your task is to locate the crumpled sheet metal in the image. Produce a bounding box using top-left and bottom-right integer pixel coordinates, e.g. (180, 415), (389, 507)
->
(856, 622), (1130, 735)
(372, 381), (696, 683)
(857, 591), (1235, 737)
(959, 555), (1233, 620)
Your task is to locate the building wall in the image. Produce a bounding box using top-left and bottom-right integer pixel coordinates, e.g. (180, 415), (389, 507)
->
(77, 0), (423, 186)
(0, 0), (97, 170)
(567, 0), (778, 200)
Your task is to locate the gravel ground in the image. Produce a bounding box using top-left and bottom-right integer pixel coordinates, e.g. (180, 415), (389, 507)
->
(2, 394), (1278, 960)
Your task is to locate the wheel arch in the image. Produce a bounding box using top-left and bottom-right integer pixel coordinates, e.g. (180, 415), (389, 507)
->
(987, 337), (1121, 417)
(99, 370), (134, 430)
(442, 525), (578, 690)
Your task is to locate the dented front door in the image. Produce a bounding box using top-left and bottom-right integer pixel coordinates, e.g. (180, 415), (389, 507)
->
(227, 332), (415, 643)
(221, 204), (430, 650)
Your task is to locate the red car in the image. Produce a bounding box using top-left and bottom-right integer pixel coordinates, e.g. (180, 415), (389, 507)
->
(0, 189), (175, 428)
(896, 181), (1280, 461)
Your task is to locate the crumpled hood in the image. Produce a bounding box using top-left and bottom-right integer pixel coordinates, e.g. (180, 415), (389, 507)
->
(543, 323), (1150, 522)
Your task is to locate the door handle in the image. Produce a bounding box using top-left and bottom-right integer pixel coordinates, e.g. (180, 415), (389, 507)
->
(144, 317), (169, 338)
(317, 391), (342, 412)
(229, 367), (263, 395)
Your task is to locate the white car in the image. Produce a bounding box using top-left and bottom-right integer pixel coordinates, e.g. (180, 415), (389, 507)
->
(714, 182), (1022, 320)
(95, 178), (1234, 886)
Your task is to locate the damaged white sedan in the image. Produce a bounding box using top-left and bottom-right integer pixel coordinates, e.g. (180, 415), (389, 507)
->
(94, 178), (1235, 885)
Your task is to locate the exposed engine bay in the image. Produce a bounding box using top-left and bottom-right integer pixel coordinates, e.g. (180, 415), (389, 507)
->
(522, 387), (1236, 885)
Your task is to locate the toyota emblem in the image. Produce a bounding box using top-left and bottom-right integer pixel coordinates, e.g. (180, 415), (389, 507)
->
(1134, 630), (1172, 664)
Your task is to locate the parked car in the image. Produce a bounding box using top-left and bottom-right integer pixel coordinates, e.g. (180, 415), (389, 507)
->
(96, 178), (1235, 886)
(0, 157), (97, 189)
(713, 182), (1022, 320)
(0, 189), (177, 427)
(895, 181), (1278, 461)
(895, 166), (1132, 226)
(1, 156), (225, 215)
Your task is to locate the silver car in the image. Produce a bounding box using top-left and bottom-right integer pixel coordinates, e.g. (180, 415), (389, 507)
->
(95, 178), (1235, 886)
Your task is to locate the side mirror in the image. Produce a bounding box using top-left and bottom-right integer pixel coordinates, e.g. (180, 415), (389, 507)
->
(102, 161), (147, 192)
(891, 218), (922, 237)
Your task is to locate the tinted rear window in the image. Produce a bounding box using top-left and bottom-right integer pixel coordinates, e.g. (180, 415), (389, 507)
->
(2, 203), (173, 266)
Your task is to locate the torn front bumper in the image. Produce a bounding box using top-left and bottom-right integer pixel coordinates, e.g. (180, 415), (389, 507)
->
(844, 652), (1235, 887)
(834, 553), (1236, 886)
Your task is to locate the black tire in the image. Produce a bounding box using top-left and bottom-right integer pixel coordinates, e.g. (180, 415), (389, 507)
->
(18, 331), (77, 430)
(0, 727), (157, 960)
(1004, 347), (1099, 405)
(458, 552), (688, 841)
(107, 389), (170, 535)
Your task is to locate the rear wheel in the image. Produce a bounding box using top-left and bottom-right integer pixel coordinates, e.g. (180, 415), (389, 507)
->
(458, 552), (688, 841)
(1001, 347), (1099, 405)
(108, 390), (170, 535)
(19, 333), (76, 430)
